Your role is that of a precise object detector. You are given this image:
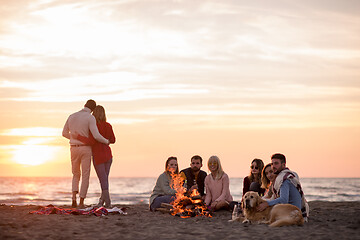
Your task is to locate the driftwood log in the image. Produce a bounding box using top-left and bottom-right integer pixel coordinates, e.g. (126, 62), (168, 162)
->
(160, 203), (174, 209)
(155, 208), (172, 214)
(155, 203), (174, 214)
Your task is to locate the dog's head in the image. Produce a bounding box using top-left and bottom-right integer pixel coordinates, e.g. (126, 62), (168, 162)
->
(241, 191), (261, 209)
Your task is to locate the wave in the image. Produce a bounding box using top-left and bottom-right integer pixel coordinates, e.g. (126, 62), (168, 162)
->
(55, 191), (72, 195)
(336, 193), (360, 198)
(311, 186), (339, 191)
(0, 192), (37, 196)
(0, 198), (61, 203)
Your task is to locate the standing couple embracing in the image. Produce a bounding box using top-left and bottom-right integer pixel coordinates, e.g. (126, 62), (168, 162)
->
(62, 99), (116, 209)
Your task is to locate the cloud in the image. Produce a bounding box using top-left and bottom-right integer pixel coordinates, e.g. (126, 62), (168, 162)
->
(0, 71), (209, 102)
(0, 0), (359, 129)
(0, 127), (62, 137)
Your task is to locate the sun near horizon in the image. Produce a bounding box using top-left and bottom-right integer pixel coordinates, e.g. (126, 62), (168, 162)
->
(0, 0), (359, 178)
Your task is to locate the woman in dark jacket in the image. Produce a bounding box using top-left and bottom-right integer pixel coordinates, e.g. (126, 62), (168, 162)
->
(242, 158), (265, 196)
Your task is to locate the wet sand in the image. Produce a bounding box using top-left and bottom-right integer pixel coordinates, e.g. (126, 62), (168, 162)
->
(0, 201), (359, 240)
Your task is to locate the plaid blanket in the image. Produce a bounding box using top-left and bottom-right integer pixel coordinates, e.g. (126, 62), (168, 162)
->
(30, 205), (126, 216)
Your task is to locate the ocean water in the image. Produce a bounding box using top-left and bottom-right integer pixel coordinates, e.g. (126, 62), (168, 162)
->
(0, 177), (359, 206)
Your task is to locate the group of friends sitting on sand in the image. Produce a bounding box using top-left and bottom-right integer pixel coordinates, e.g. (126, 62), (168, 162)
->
(149, 153), (309, 221)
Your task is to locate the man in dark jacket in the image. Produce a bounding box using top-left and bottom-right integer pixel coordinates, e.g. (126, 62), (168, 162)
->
(180, 155), (207, 198)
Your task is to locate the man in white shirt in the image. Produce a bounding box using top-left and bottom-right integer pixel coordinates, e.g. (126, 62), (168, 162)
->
(62, 99), (109, 208)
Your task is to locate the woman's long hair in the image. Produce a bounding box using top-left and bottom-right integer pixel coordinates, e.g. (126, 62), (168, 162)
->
(261, 163), (275, 199)
(92, 105), (107, 123)
(165, 156), (179, 174)
(248, 158), (264, 184)
(261, 163), (272, 189)
(208, 155), (224, 180)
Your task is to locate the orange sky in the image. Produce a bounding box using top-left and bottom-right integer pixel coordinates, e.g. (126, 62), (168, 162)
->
(0, 0), (359, 178)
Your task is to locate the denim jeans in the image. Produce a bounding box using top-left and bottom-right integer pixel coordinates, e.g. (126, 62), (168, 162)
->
(150, 195), (175, 211)
(93, 158), (112, 190)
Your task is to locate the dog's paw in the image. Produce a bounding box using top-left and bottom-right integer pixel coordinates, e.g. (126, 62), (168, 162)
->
(229, 216), (245, 222)
(242, 219), (250, 224)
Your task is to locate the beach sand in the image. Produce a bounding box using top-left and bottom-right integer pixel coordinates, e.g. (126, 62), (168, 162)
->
(0, 201), (359, 240)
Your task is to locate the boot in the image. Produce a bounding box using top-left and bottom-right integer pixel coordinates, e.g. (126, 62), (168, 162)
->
(96, 191), (105, 207)
(103, 190), (111, 208)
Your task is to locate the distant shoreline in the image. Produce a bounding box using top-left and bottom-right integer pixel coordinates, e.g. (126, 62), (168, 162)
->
(0, 176), (359, 179)
(0, 201), (359, 239)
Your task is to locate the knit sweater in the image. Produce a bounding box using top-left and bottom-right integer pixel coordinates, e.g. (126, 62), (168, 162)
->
(149, 171), (177, 207)
(204, 173), (233, 206)
(76, 121), (115, 165)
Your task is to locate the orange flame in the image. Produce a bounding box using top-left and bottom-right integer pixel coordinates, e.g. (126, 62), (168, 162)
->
(169, 172), (211, 218)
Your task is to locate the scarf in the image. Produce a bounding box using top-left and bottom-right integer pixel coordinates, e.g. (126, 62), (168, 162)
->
(272, 168), (309, 221)
(263, 182), (276, 200)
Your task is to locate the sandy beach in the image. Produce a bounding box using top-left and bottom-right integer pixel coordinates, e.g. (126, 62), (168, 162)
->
(0, 201), (359, 240)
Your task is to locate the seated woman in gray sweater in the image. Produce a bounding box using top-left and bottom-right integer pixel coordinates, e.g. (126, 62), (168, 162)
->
(149, 156), (179, 211)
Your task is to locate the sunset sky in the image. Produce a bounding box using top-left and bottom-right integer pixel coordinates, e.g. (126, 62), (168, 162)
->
(0, 0), (359, 178)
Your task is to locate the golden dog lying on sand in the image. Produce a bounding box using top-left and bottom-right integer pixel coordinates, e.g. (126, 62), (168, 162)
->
(238, 191), (304, 227)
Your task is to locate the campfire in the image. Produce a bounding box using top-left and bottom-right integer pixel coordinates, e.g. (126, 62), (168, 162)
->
(157, 173), (212, 218)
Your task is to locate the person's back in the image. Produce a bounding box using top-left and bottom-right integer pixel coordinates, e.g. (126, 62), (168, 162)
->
(62, 99), (109, 208)
(65, 109), (93, 144)
(63, 103), (109, 146)
(92, 121), (115, 164)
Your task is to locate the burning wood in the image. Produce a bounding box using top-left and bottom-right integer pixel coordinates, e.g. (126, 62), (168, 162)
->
(156, 206), (172, 214)
(156, 173), (212, 218)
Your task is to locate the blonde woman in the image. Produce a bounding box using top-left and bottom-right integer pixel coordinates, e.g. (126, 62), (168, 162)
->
(204, 156), (233, 211)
